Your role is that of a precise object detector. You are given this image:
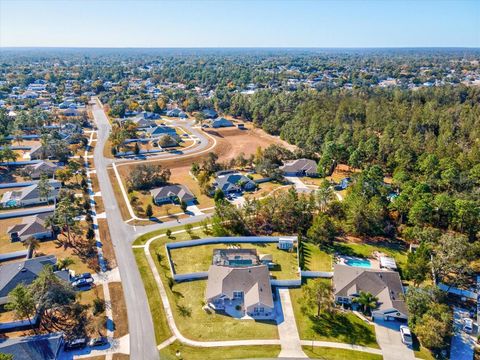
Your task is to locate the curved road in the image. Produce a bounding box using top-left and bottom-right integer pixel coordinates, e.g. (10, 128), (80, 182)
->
(91, 99), (215, 359)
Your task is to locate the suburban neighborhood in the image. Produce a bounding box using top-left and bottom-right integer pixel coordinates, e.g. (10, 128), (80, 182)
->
(0, 2), (480, 360)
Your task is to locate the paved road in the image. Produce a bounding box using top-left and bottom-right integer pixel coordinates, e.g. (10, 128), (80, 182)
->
(450, 308), (475, 360)
(91, 100), (160, 360)
(91, 99), (216, 359)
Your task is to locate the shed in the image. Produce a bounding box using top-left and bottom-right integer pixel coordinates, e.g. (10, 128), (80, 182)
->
(277, 237), (296, 250)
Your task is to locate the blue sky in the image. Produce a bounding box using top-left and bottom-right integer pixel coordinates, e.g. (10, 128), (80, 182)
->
(1, 0), (479, 47)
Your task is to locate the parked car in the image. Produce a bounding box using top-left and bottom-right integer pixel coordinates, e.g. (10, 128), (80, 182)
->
(72, 277), (94, 288)
(64, 337), (88, 351)
(71, 272), (92, 282)
(463, 318), (473, 334)
(89, 337), (108, 347)
(400, 325), (413, 346)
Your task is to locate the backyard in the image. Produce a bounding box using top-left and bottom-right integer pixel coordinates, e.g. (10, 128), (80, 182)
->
(168, 242), (299, 280)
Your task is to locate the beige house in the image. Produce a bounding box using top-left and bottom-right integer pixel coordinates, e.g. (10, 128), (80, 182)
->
(205, 264), (274, 319)
(333, 264), (408, 320)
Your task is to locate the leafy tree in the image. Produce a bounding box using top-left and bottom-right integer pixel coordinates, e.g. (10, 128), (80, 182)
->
(6, 284), (37, 333)
(145, 204), (153, 217)
(307, 213), (337, 247)
(56, 257), (75, 270)
(316, 180), (335, 212)
(415, 303), (452, 351)
(405, 243), (431, 286)
(406, 285), (443, 328)
(301, 280), (334, 317)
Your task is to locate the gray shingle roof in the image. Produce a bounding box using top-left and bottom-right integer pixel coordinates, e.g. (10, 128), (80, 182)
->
(0, 255), (58, 298)
(206, 265), (274, 308)
(333, 264), (408, 316)
(280, 158), (318, 175)
(7, 215), (49, 238)
(150, 184), (195, 203)
(0, 332), (63, 360)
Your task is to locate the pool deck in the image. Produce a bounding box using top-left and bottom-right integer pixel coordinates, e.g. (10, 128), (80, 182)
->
(336, 255), (380, 269)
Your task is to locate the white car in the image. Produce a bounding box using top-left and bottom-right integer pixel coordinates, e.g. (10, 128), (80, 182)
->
(400, 325), (413, 346)
(463, 318), (473, 334)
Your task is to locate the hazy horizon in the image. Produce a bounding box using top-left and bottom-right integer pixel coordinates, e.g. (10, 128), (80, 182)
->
(1, 0), (479, 48)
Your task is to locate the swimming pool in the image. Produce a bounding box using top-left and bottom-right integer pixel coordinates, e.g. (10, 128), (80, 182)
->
(345, 258), (372, 268)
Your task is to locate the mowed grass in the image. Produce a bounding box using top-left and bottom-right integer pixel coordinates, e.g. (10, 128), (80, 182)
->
(133, 248), (172, 344)
(333, 240), (408, 270)
(169, 242), (299, 280)
(129, 189), (183, 218)
(302, 242), (332, 272)
(302, 347), (382, 360)
(150, 236), (279, 341)
(290, 279), (379, 348)
(160, 341), (281, 360)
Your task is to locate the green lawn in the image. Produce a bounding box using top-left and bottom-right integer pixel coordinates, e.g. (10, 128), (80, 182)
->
(303, 346), (383, 360)
(332, 240), (408, 270)
(290, 279), (379, 348)
(160, 341), (281, 360)
(134, 248), (172, 344)
(169, 242), (299, 280)
(150, 237), (280, 341)
(303, 242), (332, 271)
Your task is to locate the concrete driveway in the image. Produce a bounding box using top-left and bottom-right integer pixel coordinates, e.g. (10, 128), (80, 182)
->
(450, 308), (475, 360)
(373, 318), (415, 360)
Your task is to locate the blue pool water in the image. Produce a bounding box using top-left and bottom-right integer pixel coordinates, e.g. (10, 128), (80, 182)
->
(345, 258), (372, 268)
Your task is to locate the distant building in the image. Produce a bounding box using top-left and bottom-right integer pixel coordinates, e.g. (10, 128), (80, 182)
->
(7, 214), (53, 242)
(211, 117), (234, 128)
(0, 180), (61, 208)
(166, 108), (187, 118)
(0, 332), (64, 360)
(280, 158), (318, 177)
(143, 125), (179, 140)
(213, 171), (256, 194)
(202, 108), (218, 119)
(24, 160), (58, 179)
(150, 184), (196, 205)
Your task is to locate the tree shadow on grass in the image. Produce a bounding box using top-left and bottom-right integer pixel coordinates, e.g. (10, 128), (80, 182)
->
(309, 311), (376, 346)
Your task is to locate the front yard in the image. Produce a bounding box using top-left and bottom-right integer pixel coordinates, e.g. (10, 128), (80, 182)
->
(169, 242), (299, 280)
(160, 341), (281, 360)
(290, 279), (379, 348)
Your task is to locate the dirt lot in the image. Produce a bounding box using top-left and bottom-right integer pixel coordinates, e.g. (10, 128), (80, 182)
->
(109, 282), (128, 338)
(98, 218), (116, 269)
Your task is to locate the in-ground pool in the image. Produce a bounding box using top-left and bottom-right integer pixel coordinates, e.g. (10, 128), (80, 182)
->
(345, 258), (372, 268)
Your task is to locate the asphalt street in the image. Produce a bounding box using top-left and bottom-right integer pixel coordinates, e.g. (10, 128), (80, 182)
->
(91, 99), (214, 359)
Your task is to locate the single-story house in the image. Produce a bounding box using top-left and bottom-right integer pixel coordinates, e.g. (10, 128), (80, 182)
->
(0, 332), (64, 360)
(27, 144), (45, 160)
(143, 125), (179, 140)
(0, 180), (61, 208)
(211, 117), (234, 128)
(333, 264), (408, 320)
(202, 109), (218, 119)
(280, 158), (318, 177)
(166, 108), (187, 118)
(150, 184), (196, 205)
(213, 172), (256, 194)
(7, 214), (53, 242)
(0, 255), (69, 305)
(206, 264), (274, 318)
(23, 160), (58, 179)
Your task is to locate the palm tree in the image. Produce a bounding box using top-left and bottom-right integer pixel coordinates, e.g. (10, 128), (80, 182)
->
(23, 236), (40, 259)
(56, 257), (75, 270)
(353, 291), (378, 316)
